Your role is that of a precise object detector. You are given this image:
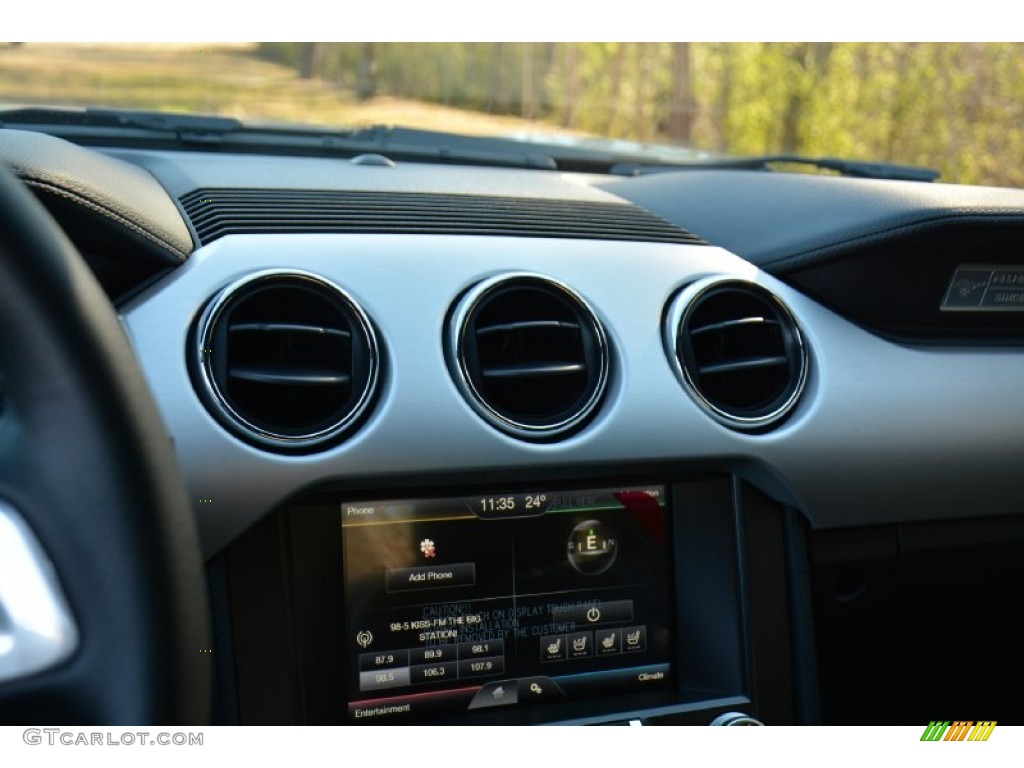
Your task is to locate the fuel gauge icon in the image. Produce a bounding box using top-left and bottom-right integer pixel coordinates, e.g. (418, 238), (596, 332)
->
(567, 519), (618, 575)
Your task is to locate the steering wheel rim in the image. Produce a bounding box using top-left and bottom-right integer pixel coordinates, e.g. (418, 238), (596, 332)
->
(0, 164), (210, 724)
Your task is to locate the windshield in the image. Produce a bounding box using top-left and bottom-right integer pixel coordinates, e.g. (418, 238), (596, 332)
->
(1, 42), (1019, 186)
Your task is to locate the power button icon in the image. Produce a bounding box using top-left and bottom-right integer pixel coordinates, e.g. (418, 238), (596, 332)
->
(586, 606), (601, 623)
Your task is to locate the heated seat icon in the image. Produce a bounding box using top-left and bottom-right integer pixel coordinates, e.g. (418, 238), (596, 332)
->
(567, 631), (592, 659)
(596, 629), (620, 655)
(622, 626), (647, 653)
(540, 634), (566, 662)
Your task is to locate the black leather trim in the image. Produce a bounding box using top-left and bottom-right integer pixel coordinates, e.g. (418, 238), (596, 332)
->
(0, 165), (210, 724)
(599, 170), (1024, 274)
(0, 129), (193, 265)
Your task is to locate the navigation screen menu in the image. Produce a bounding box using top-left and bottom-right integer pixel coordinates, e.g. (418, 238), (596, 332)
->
(341, 485), (674, 721)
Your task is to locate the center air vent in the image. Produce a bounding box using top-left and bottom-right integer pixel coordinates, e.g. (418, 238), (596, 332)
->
(666, 277), (808, 430)
(447, 273), (609, 440)
(192, 271), (379, 451)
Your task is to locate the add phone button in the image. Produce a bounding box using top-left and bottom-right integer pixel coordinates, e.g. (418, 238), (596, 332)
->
(385, 562), (476, 592)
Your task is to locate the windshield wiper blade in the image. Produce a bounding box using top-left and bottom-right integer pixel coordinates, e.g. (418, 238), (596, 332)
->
(3, 108), (931, 180)
(0, 107), (557, 171)
(94, 108), (244, 135)
(0, 106), (243, 133)
(612, 153), (941, 182)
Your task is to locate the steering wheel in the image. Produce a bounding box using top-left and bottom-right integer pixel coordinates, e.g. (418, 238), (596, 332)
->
(0, 165), (210, 723)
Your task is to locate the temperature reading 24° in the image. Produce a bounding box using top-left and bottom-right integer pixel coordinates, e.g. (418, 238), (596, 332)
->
(525, 494), (547, 509)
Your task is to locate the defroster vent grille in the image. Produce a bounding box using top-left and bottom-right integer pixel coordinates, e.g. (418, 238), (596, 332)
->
(179, 189), (704, 246)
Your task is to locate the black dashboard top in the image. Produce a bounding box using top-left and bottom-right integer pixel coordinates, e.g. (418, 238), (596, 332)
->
(600, 168), (1024, 272)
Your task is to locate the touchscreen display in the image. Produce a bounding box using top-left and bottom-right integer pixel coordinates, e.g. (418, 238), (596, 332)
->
(341, 484), (673, 721)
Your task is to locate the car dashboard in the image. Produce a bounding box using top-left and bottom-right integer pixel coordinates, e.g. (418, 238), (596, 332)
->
(4, 128), (1024, 725)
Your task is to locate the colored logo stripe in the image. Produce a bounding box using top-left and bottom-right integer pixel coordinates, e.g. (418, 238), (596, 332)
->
(920, 721), (996, 742)
(968, 722), (997, 741)
(944, 722), (972, 741)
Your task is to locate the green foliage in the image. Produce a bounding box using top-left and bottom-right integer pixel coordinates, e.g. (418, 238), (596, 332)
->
(256, 43), (302, 68)
(258, 42), (1024, 187)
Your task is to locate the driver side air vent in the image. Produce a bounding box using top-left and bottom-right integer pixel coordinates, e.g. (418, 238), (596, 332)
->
(666, 277), (808, 430)
(192, 271), (379, 452)
(447, 274), (609, 440)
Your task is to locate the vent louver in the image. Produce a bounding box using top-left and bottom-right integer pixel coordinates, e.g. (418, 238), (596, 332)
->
(179, 189), (705, 246)
(667, 277), (807, 430)
(192, 271), (379, 451)
(447, 274), (609, 439)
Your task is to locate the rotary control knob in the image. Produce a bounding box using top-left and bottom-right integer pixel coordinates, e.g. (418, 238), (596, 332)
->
(567, 519), (618, 575)
(709, 712), (764, 726)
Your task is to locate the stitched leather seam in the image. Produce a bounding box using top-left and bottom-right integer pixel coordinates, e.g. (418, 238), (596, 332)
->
(21, 178), (189, 262)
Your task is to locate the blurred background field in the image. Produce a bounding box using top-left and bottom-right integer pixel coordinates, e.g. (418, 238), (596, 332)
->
(3, 42), (1024, 187)
(0, 42), (575, 137)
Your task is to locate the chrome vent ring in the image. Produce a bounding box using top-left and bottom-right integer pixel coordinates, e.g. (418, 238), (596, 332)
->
(665, 276), (808, 431)
(191, 270), (380, 452)
(446, 273), (609, 440)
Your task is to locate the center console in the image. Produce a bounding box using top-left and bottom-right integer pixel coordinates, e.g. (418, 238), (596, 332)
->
(218, 475), (798, 725)
(342, 485), (673, 721)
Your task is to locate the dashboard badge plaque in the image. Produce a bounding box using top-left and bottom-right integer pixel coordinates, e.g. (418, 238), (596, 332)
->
(941, 265), (1024, 311)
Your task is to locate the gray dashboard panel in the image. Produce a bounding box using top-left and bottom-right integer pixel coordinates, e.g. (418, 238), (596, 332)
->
(119, 234), (1024, 556)
(106, 149), (616, 203)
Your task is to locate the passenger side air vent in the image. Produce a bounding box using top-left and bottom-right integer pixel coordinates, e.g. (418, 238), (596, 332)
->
(666, 277), (807, 430)
(192, 271), (379, 451)
(447, 274), (609, 440)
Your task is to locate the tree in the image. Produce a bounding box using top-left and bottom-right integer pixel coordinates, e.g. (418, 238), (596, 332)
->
(298, 43), (320, 80)
(668, 42), (696, 144)
(561, 43), (579, 128)
(780, 42), (833, 153)
(357, 43), (377, 101)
